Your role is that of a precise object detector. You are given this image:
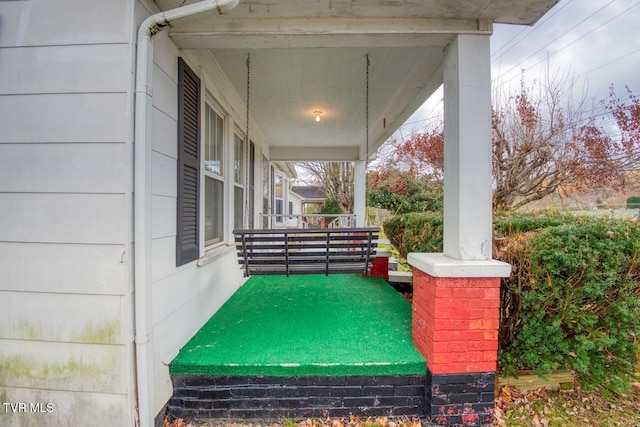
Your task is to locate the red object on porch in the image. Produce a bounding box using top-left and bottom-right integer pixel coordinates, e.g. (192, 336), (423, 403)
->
(411, 268), (500, 374)
(368, 254), (389, 281)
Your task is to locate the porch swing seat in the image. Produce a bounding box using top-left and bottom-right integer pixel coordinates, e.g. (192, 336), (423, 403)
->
(233, 227), (379, 277)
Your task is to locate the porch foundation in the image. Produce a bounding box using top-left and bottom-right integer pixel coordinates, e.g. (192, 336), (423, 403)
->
(408, 253), (510, 426)
(167, 374), (426, 421)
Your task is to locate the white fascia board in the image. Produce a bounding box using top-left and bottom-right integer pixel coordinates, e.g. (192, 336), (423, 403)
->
(172, 17), (492, 49)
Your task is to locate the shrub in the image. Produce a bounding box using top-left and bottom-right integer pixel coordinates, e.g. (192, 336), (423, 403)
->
(382, 215), (407, 256)
(402, 213), (443, 256)
(385, 210), (640, 394)
(499, 218), (640, 394)
(319, 198), (342, 222)
(386, 211), (573, 258)
(494, 211), (576, 236)
(627, 196), (640, 209)
(383, 212), (442, 258)
(368, 170), (443, 214)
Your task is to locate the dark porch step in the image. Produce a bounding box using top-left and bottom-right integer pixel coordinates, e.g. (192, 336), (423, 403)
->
(167, 374), (426, 422)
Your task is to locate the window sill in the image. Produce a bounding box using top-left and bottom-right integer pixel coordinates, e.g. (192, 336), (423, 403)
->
(197, 244), (236, 267)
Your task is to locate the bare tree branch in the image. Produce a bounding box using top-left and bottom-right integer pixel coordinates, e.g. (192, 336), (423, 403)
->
(374, 72), (637, 212)
(296, 162), (354, 213)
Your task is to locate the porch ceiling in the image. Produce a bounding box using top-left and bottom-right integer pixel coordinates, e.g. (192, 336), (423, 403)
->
(161, 0), (558, 161)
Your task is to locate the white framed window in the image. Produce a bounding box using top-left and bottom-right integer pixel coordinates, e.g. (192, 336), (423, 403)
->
(262, 155), (270, 228)
(204, 103), (225, 246)
(274, 172), (285, 223)
(233, 131), (245, 230)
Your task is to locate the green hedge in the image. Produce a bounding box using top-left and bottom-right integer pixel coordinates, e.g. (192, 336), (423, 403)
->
(383, 212), (640, 394)
(384, 211), (574, 257)
(383, 212), (442, 258)
(319, 198), (342, 222)
(627, 196), (640, 209)
(494, 211), (576, 235)
(499, 218), (640, 394)
(367, 171), (443, 215)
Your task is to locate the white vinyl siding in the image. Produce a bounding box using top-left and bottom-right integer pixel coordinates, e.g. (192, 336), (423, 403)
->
(149, 45), (249, 411)
(0, 1), (134, 426)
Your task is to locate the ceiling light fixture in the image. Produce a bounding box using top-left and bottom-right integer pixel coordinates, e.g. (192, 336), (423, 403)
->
(314, 111), (322, 122)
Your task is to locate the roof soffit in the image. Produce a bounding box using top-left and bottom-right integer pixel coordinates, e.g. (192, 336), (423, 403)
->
(152, 0), (558, 162)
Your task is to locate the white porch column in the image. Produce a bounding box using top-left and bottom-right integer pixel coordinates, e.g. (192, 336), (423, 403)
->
(408, 36), (510, 425)
(353, 160), (366, 227)
(442, 34), (492, 260)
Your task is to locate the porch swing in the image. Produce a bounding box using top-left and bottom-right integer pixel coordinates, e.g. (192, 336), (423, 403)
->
(233, 54), (380, 277)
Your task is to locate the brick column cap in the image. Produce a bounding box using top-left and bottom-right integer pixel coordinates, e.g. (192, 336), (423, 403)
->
(408, 252), (511, 278)
(376, 248), (391, 258)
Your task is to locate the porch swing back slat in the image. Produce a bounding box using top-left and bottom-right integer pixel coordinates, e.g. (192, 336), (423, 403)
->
(233, 228), (379, 277)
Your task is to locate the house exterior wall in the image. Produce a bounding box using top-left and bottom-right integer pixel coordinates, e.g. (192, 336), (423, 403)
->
(0, 0), (138, 426)
(146, 34), (255, 415)
(289, 191), (303, 216)
(0, 1), (266, 424)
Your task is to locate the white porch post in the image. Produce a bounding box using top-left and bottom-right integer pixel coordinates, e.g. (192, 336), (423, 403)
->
(407, 35), (510, 425)
(442, 34), (493, 261)
(353, 160), (367, 227)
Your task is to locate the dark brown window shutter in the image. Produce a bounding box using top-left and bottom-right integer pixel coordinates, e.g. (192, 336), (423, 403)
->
(176, 57), (201, 266)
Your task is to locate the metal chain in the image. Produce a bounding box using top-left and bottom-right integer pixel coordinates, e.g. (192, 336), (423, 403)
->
(365, 54), (370, 170)
(244, 53), (251, 228)
(365, 54), (370, 222)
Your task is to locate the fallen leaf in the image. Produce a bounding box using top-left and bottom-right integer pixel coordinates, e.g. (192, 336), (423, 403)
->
(500, 386), (512, 404)
(531, 414), (543, 427)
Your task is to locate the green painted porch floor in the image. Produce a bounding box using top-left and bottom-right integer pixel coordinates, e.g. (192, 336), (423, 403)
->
(170, 274), (425, 377)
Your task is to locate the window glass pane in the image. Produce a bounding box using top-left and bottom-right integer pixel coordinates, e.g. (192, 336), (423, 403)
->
(275, 199), (283, 223)
(262, 156), (270, 228)
(234, 133), (244, 184)
(234, 186), (244, 230)
(204, 105), (223, 175)
(275, 174), (283, 198)
(205, 176), (224, 245)
(274, 173), (284, 223)
(262, 157), (270, 200)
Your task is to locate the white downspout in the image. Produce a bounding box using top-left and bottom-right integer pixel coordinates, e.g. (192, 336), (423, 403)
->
(133, 1), (239, 426)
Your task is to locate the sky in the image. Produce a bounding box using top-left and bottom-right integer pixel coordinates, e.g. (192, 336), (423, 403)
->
(397, 0), (640, 138)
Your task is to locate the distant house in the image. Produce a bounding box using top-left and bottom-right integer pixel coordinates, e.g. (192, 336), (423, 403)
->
(266, 162), (297, 227)
(290, 185), (326, 214)
(287, 185), (327, 227)
(0, 1), (557, 426)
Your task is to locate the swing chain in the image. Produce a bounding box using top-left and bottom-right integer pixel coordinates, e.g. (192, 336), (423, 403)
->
(365, 54), (370, 223)
(244, 53), (251, 228)
(365, 54), (370, 171)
